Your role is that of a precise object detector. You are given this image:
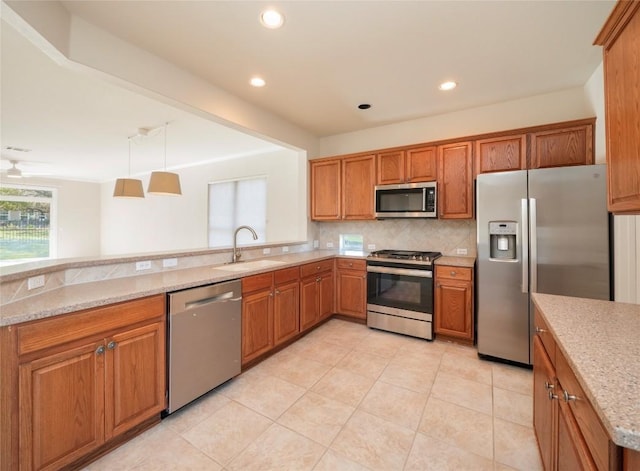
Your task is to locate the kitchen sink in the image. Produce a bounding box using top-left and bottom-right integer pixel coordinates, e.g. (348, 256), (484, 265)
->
(212, 259), (287, 272)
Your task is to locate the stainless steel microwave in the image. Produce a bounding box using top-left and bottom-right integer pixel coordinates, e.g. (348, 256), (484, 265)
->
(374, 182), (437, 218)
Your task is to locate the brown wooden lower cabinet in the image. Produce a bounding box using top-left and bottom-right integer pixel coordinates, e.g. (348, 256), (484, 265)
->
(300, 260), (334, 331)
(434, 265), (474, 342)
(336, 258), (367, 319)
(3, 295), (166, 471)
(533, 307), (626, 471)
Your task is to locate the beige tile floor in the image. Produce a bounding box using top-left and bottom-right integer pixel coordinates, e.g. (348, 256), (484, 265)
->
(84, 319), (542, 471)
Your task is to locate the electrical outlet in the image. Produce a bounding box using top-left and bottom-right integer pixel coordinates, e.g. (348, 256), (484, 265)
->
(136, 260), (152, 271)
(162, 258), (178, 268)
(326, 242), (334, 248)
(313, 240), (319, 248)
(456, 248), (468, 255)
(263, 248), (271, 255)
(367, 244), (376, 250)
(27, 275), (45, 290)
(282, 246), (289, 253)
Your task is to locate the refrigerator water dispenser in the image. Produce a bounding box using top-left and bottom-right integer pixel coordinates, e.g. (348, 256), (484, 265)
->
(489, 222), (517, 260)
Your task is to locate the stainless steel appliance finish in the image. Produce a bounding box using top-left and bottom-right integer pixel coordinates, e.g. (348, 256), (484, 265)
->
(375, 182), (437, 219)
(167, 280), (242, 414)
(367, 250), (441, 340)
(476, 165), (610, 365)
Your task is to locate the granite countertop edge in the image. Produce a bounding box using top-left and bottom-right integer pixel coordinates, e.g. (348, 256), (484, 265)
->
(1, 251), (355, 327)
(531, 293), (640, 451)
(435, 256), (476, 268)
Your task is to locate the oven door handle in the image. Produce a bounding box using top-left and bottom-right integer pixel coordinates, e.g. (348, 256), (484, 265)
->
(366, 265), (433, 278)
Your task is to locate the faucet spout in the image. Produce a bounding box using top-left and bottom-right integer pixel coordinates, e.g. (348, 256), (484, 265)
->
(232, 225), (258, 263)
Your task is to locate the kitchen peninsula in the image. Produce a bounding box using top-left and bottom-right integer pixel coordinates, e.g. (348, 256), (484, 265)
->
(532, 293), (640, 470)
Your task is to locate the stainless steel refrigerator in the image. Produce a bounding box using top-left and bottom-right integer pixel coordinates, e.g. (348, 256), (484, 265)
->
(476, 164), (610, 365)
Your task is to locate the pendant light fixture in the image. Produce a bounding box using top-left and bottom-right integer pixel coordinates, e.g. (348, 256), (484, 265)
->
(113, 137), (144, 198)
(147, 123), (182, 196)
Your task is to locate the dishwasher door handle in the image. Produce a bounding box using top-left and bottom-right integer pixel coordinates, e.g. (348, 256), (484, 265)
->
(183, 291), (241, 311)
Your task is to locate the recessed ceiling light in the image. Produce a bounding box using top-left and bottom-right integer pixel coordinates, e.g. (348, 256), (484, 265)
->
(250, 77), (266, 87)
(439, 81), (458, 91)
(260, 9), (285, 29)
(358, 104), (372, 110)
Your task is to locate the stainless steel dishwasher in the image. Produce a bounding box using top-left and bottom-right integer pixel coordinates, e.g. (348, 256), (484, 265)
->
(167, 280), (241, 414)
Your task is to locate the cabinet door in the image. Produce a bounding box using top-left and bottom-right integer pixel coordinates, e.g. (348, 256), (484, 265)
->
(530, 124), (593, 169)
(474, 134), (526, 175)
(437, 142), (473, 219)
(435, 278), (473, 340)
(533, 336), (557, 471)
(406, 146), (437, 182)
(601, 5), (640, 213)
(274, 280), (300, 346)
(19, 341), (105, 471)
(337, 269), (366, 319)
(105, 321), (166, 439)
(311, 159), (341, 220)
(300, 277), (319, 331)
(319, 272), (335, 320)
(377, 150), (405, 184)
(557, 398), (598, 471)
(343, 154), (376, 220)
(242, 289), (274, 364)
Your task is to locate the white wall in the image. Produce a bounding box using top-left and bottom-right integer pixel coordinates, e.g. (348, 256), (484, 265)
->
(584, 62), (606, 164)
(319, 87), (594, 157)
(0, 176), (102, 259)
(100, 149), (304, 255)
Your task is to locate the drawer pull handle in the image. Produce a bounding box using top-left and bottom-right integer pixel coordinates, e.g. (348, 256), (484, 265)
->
(544, 381), (554, 391)
(563, 390), (578, 402)
(548, 391), (558, 401)
(535, 326), (547, 334)
(107, 341), (117, 350)
(95, 345), (106, 355)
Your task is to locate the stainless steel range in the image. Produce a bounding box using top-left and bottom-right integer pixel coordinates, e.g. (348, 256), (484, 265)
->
(366, 250), (441, 340)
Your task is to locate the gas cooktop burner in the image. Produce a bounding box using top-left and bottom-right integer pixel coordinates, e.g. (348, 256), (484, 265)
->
(368, 249), (442, 263)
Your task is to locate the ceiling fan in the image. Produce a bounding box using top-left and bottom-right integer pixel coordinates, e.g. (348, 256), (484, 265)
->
(0, 159), (54, 179)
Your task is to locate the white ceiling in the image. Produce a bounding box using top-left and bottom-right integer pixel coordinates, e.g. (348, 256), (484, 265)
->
(1, 0), (615, 182)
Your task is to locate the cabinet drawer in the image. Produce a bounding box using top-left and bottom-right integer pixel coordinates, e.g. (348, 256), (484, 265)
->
(242, 273), (273, 294)
(556, 348), (618, 471)
(300, 259), (334, 278)
(534, 308), (556, 366)
(435, 265), (472, 281)
(17, 295), (165, 357)
(274, 266), (300, 285)
(336, 258), (366, 271)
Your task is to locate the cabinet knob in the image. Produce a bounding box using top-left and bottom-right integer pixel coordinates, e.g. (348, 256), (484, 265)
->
(95, 345), (106, 355)
(544, 381), (554, 391)
(316, 277), (322, 282)
(563, 390), (578, 402)
(548, 390), (558, 401)
(535, 326), (547, 334)
(275, 289), (280, 295)
(349, 262), (353, 267)
(269, 292), (274, 297)
(107, 341), (117, 350)
(450, 271), (456, 276)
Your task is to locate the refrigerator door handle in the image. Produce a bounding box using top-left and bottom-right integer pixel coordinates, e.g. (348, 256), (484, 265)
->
(521, 199), (529, 293)
(530, 198), (537, 293)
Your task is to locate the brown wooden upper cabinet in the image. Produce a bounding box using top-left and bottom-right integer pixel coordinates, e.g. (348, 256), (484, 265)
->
(310, 154), (375, 221)
(529, 123), (594, 169)
(595, 1), (640, 214)
(376, 145), (437, 184)
(438, 141), (473, 219)
(474, 134), (527, 176)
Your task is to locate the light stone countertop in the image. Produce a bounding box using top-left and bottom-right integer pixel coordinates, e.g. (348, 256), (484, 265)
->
(435, 256), (476, 268)
(0, 251), (357, 327)
(532, 293), (640, 451)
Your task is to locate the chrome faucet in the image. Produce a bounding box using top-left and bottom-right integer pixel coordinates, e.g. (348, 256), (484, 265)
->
(232, 225), (258, 263)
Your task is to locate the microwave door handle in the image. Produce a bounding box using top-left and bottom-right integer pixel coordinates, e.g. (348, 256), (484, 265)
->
(422, 188), (426, 211)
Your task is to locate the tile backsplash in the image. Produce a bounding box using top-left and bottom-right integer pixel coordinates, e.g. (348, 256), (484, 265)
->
(315, 219), (477, 256)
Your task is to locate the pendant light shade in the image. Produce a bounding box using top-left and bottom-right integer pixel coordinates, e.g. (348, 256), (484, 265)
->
(113, 178), (145, 197)
(147, 171), (182, 195)
(147, 123), (182, 196)
(113, 138), (144, 198)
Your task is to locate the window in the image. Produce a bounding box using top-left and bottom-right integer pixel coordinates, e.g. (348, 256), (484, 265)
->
(340, 234), (364, 254)
(208, 176), (267, 247)
(0, 185), (56, 265)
